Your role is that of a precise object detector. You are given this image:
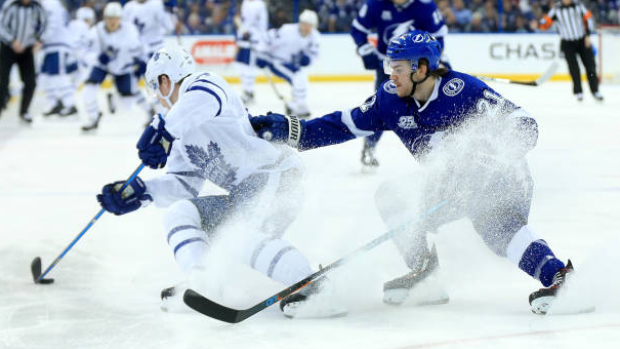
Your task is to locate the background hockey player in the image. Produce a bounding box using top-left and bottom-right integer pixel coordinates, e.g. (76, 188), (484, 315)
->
(234, 0), (268, 104)
(67, 6), (95, 86)
(242, 9), (320, 117)
(81, 2), (152, 131)
(248, 30), (585, 315)
(351, 0), (448, 168)
(96, 45), (341, 318)
(123, 0), (176, 58)
(39, 0), (78, 117)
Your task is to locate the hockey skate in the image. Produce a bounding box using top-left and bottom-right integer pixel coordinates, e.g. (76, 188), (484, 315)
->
(107, 93), (116, 114)
(285, 101), (311, 118)
(279, 277), (347, 319)
(528, 260), (594, 315)
(81, 112), (102, 132)
(361, 142), (379, 168)
(160, 285), (189, 313)
(59, 106), (78, 117)
(383, 245), (449, 306)
(241, 90), (254, 104)
(43, 102), (63, 117)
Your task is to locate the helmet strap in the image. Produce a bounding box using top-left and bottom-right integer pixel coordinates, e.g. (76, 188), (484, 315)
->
(409, 71), (430, 97)
(156, 76), (176, 108)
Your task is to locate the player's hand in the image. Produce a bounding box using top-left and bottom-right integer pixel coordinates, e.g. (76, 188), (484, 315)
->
(11, 40), (24, 54)
(357, 43), (380, 70)
(98, 52), (110, 65)
(97, 177), (152, 215)
(133, 58), (147, 77)
(584, 36), (591, 48)
(137, 114), (175, 169)
(249, 112), (302, 147)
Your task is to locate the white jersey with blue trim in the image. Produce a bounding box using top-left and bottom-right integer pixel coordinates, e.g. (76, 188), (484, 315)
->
(67, 19), (92, 63)
(259, 23), (320, 65)
(123, 0), (174, 55)
(86, 21), (145, 75)
(239, 0), (268, 40)
(40, 0), (71, 51)
(145, 71), (302, 207)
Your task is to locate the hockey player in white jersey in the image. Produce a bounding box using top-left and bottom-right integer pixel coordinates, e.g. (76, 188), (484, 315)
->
(39, 0), (78, 117)
(68, 7), (95, 86)
(81, 2), (152, 131)
(123, 0), (176, 57)
(246, 9), (320, 117)
(235, 0), (268, 104)
(96, 45), (343, 318)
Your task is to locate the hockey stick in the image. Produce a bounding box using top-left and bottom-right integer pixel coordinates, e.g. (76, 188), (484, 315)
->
(263, 68), (286, 101)
(476, 61), (559, 86)
(31, 164), (146, 284)
(183, 199), (448, 323)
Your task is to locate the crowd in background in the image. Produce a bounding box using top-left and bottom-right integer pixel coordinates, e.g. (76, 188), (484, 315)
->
(2, 0), (617, 34)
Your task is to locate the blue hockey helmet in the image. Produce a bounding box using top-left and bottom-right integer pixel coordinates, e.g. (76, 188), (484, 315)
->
(384, 30), (442, 75)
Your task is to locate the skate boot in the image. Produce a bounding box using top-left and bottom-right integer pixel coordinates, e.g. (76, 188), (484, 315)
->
(107, 93), (116, 114)
(241, 90), (254, 104)
(43, 102), (63, 116)
(59, 106), (78, 117)
(285, 101), (311, 118)
(279, 277), (347, 319)
(160, 285), (188, 312)
(361, 142), (379, 168)
(529, 260), (576, 315)
(593, 92), (604, 102)
(81, 112), (102, 132)
(383, 245), (449, 306)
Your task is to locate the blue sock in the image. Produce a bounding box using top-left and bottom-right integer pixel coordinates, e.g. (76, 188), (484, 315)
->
(518, 240), (565, 287)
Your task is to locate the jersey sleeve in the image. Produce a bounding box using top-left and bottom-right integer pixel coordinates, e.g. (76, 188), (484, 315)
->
(299, 92), (388, 150)
(350, 1), (375, 47)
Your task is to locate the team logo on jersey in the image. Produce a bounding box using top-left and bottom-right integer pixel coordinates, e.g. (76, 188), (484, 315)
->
(398, 115), (418, 129)
(186, 142), (238, 191)
(360, 95), (376, 112)
(381, 11), (392, 21)
(383, 81), (398, 94)
(443, 78), (465, 97)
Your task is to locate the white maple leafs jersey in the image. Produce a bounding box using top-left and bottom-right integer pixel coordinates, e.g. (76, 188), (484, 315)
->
(67, 19), (91, 61)
(123, 0), (174, 55)
(145, 71), (302, 207)
(86, 22), (145, 75)
(260, 23), (320, 65)
(239, 0), (268, 39)
(40, 0), (70, 50)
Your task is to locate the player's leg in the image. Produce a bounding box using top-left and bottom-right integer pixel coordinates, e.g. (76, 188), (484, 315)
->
(40, 51), (64, 116)
(286, 70), (310, 117)
(0, 43), (15, 113)
(577, 39), (603, 101)
(57, 51), (79, 116)
(469, 162), (575, 314)
(237, 44), (258, 104)
(81, 67), (107, 131)
(114, 72), (154, 123)
(561, 40), (583, 101)
(16, 47), (37, 122)
(374, 176), (457, 306)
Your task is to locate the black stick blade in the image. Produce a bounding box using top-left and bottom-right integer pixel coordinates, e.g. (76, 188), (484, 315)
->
(183, 289), (249, 323)
(31, 257), (54, 284)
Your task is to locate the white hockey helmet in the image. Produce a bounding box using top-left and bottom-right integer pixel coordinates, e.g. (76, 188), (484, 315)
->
(299, 9), (318, 27)
(104, 2), (123, 18)
(145, 46), (196, 105)
(76, 7), (95, 23)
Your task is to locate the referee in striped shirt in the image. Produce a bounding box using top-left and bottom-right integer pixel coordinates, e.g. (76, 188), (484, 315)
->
(0, 0), (46, 121)
(540, 0), (603, 102)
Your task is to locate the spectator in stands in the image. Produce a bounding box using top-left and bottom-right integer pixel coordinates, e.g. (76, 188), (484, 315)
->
(483, 0), (499, 32)
(452, 0), (473, 31)
(468, 10), (490, 32)
(503, 0), (520, 31)
(203, 3), (233, 34)
(328, 0), (357, 33)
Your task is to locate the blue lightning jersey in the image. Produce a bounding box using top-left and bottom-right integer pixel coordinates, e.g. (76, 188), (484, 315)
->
(351, 0), (448, 54)
(297, 71), (538, 160)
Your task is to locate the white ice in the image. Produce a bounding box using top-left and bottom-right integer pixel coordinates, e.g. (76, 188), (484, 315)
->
(1, 80), (619, 349)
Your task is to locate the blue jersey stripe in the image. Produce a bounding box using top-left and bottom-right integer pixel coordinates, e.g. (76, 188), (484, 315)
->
(167, 225), (200, 244)
(173, 237), (206, 255)
(191, 77), (228, 102)
(185, 85), (223, 116)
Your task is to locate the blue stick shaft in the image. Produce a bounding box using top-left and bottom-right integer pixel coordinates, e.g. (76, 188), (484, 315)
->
(38, 164), (146, 281)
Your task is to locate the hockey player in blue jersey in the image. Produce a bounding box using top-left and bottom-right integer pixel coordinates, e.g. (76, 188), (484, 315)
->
(352, 0), (448, 168)
(247, 30), (585, 315)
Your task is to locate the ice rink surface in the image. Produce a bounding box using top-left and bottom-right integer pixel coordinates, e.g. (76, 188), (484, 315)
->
(1, 79), (619, 349)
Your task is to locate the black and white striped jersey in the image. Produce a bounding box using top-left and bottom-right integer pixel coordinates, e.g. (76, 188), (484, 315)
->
(540, 1), (595, 41)
(0, 0), (46, 47)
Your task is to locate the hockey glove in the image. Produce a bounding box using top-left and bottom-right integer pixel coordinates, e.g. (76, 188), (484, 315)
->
(133, 58), (147, 77)
(98, 52), (110, 65)
(137, 114), (175, 169)
(282, 62), (300, 73)
(299, 53), (311, 67)
(357, 43), (380, 70)
(249, 112), (303, 148)
(97, 177), (152, 215)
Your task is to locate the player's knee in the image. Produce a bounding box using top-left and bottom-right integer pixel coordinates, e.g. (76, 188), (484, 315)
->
(163, 200), (202, 234)
(163, 200), (208, 272)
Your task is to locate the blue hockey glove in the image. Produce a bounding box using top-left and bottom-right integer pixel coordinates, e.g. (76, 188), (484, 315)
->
(357, 43), (380, 70)
(98, 52), (110, 65)
(249, 112), (302, 148)
(133, 58), (147, 77)
(97, 177), (152, 215)
(137, 114), (175, 169)
(299, 53), (311, 67)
